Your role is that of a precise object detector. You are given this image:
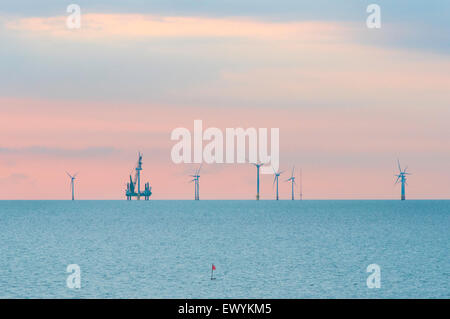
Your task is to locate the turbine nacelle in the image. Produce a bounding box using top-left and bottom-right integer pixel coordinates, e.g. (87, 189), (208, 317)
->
(272, 167), (284, 186)
(395, 159), (411, 200)
(66, 171), (78, 180)
(189, 164), (203, 200)
(395, 159), (412, 184)
(285, 166), (296, 183)
(250, 160), (268, 168)
(66, 171), (78, 201)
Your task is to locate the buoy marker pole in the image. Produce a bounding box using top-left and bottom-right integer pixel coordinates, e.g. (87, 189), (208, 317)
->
(211, 264), (216, 280)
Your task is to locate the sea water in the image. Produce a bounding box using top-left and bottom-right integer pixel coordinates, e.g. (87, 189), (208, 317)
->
(0, 200), (448, 298)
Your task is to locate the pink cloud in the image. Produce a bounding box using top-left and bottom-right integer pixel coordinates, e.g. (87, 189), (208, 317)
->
(4, 13), (351, 40)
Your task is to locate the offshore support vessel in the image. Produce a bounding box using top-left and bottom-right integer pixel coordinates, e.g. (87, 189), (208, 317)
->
(125, 153), (152, 200)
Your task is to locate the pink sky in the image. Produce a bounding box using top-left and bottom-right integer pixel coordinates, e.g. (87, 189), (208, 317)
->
(1, 13), (449, 199)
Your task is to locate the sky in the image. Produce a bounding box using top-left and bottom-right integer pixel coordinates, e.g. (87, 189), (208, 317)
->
(0, 1), (449, 199)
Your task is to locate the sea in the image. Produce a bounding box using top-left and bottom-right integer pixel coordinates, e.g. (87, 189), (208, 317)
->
(0, 200), (448, 298)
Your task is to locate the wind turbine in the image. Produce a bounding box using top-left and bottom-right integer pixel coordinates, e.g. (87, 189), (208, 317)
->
(250, 161), (265, 200)
(273, 167), (284, 200)
(190, 164), (202, 200)
(395, 159), (411, 201)
(286, 166), (296, 200)
(66, 172), (78, 201)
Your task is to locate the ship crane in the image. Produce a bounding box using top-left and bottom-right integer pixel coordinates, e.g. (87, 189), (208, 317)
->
(126, 153), (152, 200)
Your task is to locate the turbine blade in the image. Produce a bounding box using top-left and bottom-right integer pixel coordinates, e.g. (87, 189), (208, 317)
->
(397, 159), (402, 172)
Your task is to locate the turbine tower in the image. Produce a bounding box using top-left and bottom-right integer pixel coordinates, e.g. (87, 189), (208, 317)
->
(273, 167), (284, 200)
(251, 161), (265, 200)
(190, 164), (202, 200)
(286, 166), (296, 200)
(395, 159), (411, 201)
(66, 172), (78, 200)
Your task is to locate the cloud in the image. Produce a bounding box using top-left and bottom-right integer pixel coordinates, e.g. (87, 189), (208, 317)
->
(2, 1), (449, 57)
(3, 12), (449, 108)
(0, 173), (28, 180)
(4, 13), (351, 41)
(0, 146), (120, 158)
(0, 173), (30, 187)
